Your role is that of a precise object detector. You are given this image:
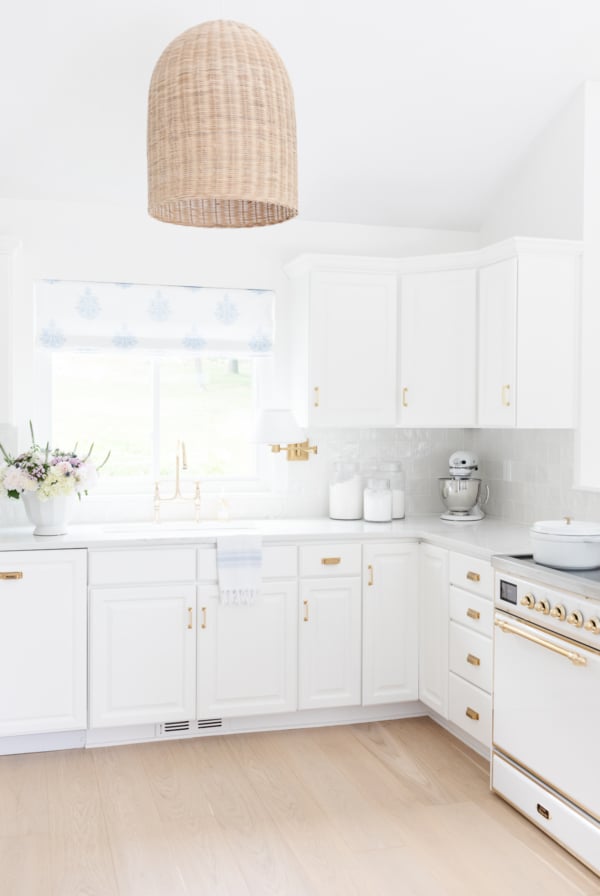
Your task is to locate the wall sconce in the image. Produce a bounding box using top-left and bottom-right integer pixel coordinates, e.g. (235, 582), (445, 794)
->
(255, 409), (318, 462)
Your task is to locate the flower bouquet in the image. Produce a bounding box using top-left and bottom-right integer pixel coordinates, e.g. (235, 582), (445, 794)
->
(0, 423), (109, 535)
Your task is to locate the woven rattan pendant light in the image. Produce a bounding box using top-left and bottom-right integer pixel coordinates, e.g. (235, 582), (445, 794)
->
(147, 20), (298, 228)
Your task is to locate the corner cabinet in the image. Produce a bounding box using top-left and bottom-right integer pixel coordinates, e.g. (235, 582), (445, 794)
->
(286, 262), (398, 427)
(418, 543), (449, 719)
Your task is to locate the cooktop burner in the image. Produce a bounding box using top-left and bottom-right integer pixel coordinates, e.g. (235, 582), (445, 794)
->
(504, 554), (600, 584)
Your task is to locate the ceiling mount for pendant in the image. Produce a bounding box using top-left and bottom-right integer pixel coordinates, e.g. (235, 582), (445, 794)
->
(147, 19), (298, 228)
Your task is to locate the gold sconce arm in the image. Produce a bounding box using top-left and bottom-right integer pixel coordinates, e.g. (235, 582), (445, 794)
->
(270, 440), (318, 462)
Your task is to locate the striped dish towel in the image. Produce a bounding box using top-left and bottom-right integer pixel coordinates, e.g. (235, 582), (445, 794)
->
(216, 534), (263, 605)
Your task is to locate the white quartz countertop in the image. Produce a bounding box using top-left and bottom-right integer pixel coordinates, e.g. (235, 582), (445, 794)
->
(0, 515), (532, 561)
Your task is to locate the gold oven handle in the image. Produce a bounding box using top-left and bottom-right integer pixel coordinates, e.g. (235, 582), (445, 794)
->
(494, 618), (587, 666)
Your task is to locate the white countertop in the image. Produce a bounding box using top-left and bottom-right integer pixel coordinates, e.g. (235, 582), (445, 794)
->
(0, 515), (532, 561)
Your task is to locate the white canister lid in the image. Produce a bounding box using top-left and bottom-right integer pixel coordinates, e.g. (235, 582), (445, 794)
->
(366, 478), (390, 491)
(531, 519), (600, 537)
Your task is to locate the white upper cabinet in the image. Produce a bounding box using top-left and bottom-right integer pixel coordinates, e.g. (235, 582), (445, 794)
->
(287, 265), (398, 427)
(400, 269), (477, 427)
(478, 259), (517, 427)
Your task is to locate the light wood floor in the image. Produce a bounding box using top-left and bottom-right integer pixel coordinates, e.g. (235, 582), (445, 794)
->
(0, 718), (598, 895)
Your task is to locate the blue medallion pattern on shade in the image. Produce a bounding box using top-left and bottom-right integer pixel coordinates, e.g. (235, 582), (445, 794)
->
(112, 325), (138, 350)
(148, 291), (171, 321)
(182, 328), (207, 352)
(215, 293), (240, 326)
(248, 329), (273, 353)
(39, 321), (66, 349)
(76, 286), (101, 320)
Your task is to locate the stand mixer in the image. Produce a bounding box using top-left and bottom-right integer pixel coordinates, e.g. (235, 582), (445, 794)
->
(439, 450), (489, 521)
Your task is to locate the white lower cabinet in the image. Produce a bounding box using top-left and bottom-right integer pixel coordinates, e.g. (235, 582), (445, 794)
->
(418, 543), (449, 718)
(196, 581), (298, 718)
(90, 584), (196, 727)
(362, 542), (419, 705)
(0, 549), (87, 736)
(299, 577), (362, 710)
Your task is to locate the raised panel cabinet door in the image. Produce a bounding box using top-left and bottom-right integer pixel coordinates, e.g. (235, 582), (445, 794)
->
(362, 543), (419, 706)
(0, 549), (87, 736)
(309, 272), (397, 427)
(400, 269), (477, 426)
(90, 584), (196, 727)
(197, 581), (298, 718)
(478, 259), (517, 427)
(418, 544), (449, 718)
(299, 576), (362, 710)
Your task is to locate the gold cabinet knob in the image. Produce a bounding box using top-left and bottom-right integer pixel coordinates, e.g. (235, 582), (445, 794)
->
(550, 605), (566, 621)
(567, 610), (584, 628)
(520, 593), (535, 608)
(584, 616), (600, 634)
(534, 598), (550, 615)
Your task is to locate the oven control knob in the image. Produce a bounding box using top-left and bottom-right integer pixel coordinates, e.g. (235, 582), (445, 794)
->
(567, 610), (584, 628)
(534, 598), (550, 615)
(550, 604), (567, 621)
(520, 593), (536, 609)
(584, 616), (600, 634)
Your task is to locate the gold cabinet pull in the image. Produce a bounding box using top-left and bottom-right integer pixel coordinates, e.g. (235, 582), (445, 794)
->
(314, 386), (320, 408)
(465, 707), (479, 721)
(367, 564), (374, 586)
(187, 607), (193, 630)
(303, 600), (309, 622)
(402, 387), (408, 408)
(537, 803), (551, 821)
(321, 557), (341, 566)
(501, 384), (511, 407)
(466, 653), (481, 666)
(0, 571), (23, 580)
(201, 606), (207, 629)
(466, 608), (480, 620)
(466, 571), (480, 583)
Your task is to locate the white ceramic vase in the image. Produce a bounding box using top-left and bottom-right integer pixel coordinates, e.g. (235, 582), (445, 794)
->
(21, 493), (76, 536)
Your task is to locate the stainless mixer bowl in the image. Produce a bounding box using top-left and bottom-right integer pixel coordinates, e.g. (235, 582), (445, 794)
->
(439, 477), (482, 512)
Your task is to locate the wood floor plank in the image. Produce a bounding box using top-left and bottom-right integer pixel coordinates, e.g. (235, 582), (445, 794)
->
(0, 834), (52, 896)
(0, 751), (49, 837)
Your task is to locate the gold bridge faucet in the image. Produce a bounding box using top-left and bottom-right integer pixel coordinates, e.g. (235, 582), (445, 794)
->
(154, 440), (201, 522)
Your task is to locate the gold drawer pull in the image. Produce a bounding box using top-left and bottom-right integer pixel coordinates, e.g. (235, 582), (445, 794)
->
(187, 607), (193, 630)
(466, 608), (480, 620)
(314, 386), (320, 408)
(303, 600), (309, 622)
(201, 606), (207, 629)
(501, 384), (511, 407)
(465, 707), (479, 721)
(537, 803), (551, 821)
(466, 571), (480, 583)
(321, 557), (341, 565)
(402, 387), (409, 408)
(466, 653), (481, 666)
(367, 564), (374, 586)
(0, 571), (23, 580)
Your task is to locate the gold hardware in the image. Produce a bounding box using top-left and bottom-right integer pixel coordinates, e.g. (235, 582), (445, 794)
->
(321, 557), (341, 566)
(584, 616), (600, 634)
(367, 564), (374, 587)
(303, 600), (309, 622)
(550, 605), (566, 621)
(564, 516), (572, 525)
(465, 707), (479, 721)
(187, 607), (193, 630)
(495, 618), (587, 666)
(270, 439), (318, 462)
(314, 386), (320, 408)
(154, 440), (201, 522)
(520, 593), (535, 608)
(0, 571), (23, 580)
(567, 610), (584, 628)
(466, 653), (481, 666)
(466, 571), (480, 582)
(466, 608), (480, 620)
(537, 803), (551, 821)
(501, 384), (511, 407)
(201, 606), (207, 629)
(402, 387), (408, 408)
(534, 598), (550, 615)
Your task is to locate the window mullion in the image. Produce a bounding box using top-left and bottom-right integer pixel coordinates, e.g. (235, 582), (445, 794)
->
(152, 360), (161, 481)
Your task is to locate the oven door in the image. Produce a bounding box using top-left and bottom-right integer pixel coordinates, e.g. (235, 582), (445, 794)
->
(493, 611), (600, 822)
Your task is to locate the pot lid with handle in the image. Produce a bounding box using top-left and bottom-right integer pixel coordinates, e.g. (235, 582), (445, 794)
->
(531, 517), (600, 537)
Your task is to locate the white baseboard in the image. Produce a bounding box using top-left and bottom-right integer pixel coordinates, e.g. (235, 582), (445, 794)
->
(0, 729), (85, 756)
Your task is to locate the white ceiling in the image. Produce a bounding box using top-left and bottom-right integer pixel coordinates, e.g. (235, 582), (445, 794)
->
(2, 0), (600, 229)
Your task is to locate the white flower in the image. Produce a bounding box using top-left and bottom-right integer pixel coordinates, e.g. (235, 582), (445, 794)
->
(75, 462), (97, 491)
(53, 460), (73, 476)
(3, 467), (36, 493)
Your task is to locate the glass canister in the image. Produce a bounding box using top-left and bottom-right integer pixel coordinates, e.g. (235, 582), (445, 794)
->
(363, 478), (393, 522)
(379, 462), (405, 519)
(328, 462), (363, 520)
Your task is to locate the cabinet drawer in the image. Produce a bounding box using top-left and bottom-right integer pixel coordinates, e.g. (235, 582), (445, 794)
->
(197, 545), (297, 582)
(299, 543), (362, 578)
(449, 586), (493, 636)
(449, 622), (492, 693)
(492, 754), (600, 875)
(448, 673), (492, 749)
(449, 552), (492, 597)
(89, 548), (196, 586)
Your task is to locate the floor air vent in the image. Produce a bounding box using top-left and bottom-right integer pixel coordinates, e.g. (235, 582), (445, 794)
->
(197, 718), (223, 730)
(161, 720), (192, 734)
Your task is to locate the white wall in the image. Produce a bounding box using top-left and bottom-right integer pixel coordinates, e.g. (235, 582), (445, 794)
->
(479, 86), (585, 243)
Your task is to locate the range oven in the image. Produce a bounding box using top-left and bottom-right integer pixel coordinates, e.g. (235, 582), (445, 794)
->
(493, 559), (600, 876)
